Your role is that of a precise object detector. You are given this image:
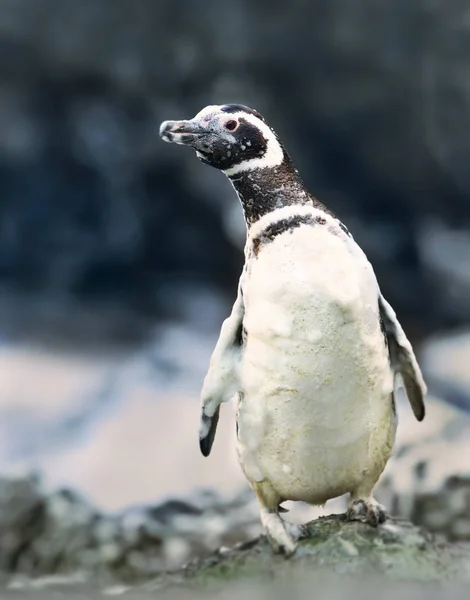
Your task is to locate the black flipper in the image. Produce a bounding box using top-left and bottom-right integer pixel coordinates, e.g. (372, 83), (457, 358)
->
(379, 295), (427, 421)
(199, 405), (221, 457)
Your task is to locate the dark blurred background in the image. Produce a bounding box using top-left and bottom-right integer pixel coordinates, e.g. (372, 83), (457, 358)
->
(0, 0), (469, 515)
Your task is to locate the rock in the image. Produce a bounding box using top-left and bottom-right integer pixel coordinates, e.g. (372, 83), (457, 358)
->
(145, 514), (470, 591)
(0, 474), (260, 581)
(3, 387), (469, 570)
(4, 515), (470, 598)
(377, 395), (470, 542)
(2, 474), (470, 597)
(2, 470), (470, 588)
(0, 473), (45, 572)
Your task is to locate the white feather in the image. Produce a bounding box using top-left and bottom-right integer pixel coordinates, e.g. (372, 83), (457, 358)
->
(236, 206), (396, 503)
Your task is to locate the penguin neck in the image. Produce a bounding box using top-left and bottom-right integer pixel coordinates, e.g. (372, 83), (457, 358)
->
(227, 158), (310, 227)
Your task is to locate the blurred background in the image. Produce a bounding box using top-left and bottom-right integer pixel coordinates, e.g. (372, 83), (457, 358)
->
(0, 0), (469, 567)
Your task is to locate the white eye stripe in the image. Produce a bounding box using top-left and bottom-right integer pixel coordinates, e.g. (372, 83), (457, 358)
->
(221, 111), (284, 176)
(192, 105), (285, 174)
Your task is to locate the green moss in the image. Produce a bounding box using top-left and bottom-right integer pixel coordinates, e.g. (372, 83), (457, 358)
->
(171, 515), (470, 590)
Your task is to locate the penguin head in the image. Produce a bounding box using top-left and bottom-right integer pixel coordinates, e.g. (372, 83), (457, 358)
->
(159, 104), (286, 176)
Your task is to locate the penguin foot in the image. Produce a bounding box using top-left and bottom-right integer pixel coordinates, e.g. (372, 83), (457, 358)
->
(260, 509), (298, 556)
(346, 498), (387, 526)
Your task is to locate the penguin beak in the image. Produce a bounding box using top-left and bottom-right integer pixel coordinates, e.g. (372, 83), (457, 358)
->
(159, 119), (206, 146)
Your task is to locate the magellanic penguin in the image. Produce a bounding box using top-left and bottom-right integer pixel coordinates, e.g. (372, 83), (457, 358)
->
(159, 104), (427, 555)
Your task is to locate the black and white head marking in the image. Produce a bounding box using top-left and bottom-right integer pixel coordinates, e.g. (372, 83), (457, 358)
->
(218, 105), (285, 176)
(159, 104), (285, 175)
(160, 104), (329, 225)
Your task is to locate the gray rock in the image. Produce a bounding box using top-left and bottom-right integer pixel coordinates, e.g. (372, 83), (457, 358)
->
(2, 467), (470, 599)
(0, 474), (45, 572)
(140, 514), (470, 590)
(4, 515), (470, 598)
(377, 395), (470, 542)
(0, 474), (260, 581)
(374, 333), (470, 540)
(1, 395), (469, 585)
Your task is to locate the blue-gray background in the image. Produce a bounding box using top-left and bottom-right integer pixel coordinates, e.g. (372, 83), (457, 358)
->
(0, 0), (469, 511)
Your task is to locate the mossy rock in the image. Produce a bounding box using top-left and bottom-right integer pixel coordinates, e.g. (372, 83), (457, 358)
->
(5, 515), (470, 598)
(155, 514), (470, 591)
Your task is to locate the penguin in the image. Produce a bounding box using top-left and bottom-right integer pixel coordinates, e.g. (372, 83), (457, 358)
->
(159, 104), (427, 555)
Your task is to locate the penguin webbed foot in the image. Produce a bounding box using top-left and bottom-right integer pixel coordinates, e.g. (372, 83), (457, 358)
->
(260, 508), (298, 556)
(346, 497), (387, 526)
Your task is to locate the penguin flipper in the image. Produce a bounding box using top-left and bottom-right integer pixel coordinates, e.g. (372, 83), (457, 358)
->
(199, 277), (245, 457)
(199, 405), (220, 457)
(379, 295), (427, 421)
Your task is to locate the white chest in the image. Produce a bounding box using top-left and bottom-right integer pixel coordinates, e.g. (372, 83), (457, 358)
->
(235, 222), (396, 503)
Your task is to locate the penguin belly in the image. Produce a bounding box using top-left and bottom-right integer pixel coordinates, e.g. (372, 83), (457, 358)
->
(236, 224), (396, 504)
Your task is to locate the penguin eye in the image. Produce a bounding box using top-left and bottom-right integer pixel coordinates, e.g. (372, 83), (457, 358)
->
(224, 119), (238, 132)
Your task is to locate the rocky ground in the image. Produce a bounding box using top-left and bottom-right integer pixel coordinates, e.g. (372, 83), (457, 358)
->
(0, 474), (260, 580)
(2, 515), (470, 599)
(0, 336), (469, 597)
(0, 391), (469, 598)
